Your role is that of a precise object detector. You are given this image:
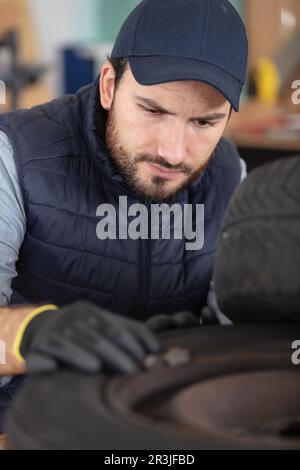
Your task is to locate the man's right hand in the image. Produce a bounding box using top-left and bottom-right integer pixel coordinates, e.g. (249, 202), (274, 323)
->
(15, 301), (161, 375)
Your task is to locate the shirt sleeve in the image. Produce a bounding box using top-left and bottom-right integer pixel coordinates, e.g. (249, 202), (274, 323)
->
(0, 130), (26, 306)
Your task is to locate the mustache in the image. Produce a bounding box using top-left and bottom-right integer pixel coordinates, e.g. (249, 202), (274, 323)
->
(134, 154), (192, 174)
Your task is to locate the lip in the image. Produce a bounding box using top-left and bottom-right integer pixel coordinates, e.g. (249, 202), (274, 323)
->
(147, 163), (183, 180)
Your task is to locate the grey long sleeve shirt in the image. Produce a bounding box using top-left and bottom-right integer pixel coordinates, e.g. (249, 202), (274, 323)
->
(0, 130), (26, 306)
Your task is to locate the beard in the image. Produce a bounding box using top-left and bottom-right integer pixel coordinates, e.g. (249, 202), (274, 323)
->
(105, 104), (212, 203)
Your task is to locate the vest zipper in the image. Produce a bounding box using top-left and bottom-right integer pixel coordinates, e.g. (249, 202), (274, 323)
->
(137, 203), (151, 319)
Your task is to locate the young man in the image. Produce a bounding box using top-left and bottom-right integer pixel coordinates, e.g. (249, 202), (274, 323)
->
(0, 0), (248, 431)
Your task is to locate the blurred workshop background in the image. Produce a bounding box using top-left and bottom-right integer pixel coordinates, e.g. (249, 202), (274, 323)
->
(0, 0), (300, 171)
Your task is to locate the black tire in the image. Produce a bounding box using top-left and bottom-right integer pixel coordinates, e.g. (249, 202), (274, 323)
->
(5, 324), (300, 450)
(213, 156), (300, 323)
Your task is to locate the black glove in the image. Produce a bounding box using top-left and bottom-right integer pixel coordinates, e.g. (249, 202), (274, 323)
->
(19, 301), (161, 375)
(146, 311), (200, 333)
(200, 306), (221, 325)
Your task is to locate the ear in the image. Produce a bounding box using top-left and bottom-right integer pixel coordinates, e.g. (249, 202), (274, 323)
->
(99, 62), (116, 110)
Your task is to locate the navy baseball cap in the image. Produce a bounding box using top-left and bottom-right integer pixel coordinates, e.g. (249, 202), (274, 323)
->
(111, 0), (248, 111)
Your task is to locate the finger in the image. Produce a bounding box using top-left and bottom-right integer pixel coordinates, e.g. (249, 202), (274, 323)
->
(200, 306), (220, 325)
(129, 322), (161, 354)
(69, 326), (141, 375)
(106, 326), (147, 362)
(146, 314), (174, 332)
(26, 352), (58, 374)
(35, 334), (102, 372)
(76, 318), (147, 363)
(173, 311), (200, 328)
(86, 306), (161, 355)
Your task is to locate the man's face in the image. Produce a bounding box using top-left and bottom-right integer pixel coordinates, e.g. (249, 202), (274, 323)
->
(103, 65), (231, 202)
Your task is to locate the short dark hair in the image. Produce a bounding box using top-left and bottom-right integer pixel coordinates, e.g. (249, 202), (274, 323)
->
(107, 56), (129, 88)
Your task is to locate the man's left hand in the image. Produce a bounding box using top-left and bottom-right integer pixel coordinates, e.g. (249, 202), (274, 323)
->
(146, 311), (200, 333)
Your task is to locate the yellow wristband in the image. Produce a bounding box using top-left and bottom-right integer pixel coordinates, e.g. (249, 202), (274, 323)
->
(13, 304), (59, 364)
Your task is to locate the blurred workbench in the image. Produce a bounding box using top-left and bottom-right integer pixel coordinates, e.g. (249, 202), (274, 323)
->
(225, 98), (300, 171)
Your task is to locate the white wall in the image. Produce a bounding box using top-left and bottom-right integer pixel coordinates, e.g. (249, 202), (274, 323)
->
(28, 0), (100, 93)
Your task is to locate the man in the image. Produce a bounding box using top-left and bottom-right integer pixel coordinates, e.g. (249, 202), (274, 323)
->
(0, 0), (248, 431)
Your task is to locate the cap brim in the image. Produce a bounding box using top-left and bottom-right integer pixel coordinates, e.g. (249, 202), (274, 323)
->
(129, 56), (242, 112)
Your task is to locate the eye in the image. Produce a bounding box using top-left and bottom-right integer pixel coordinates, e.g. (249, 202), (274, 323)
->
(147, 108), (161, 115)
(142, 106), (161, 115)
(194, 120), (213, 128)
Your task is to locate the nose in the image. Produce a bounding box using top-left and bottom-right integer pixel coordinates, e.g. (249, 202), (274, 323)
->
(157, 122), (188, 167)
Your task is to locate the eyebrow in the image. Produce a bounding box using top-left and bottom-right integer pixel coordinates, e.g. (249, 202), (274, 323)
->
(134, 95), (227, 121)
